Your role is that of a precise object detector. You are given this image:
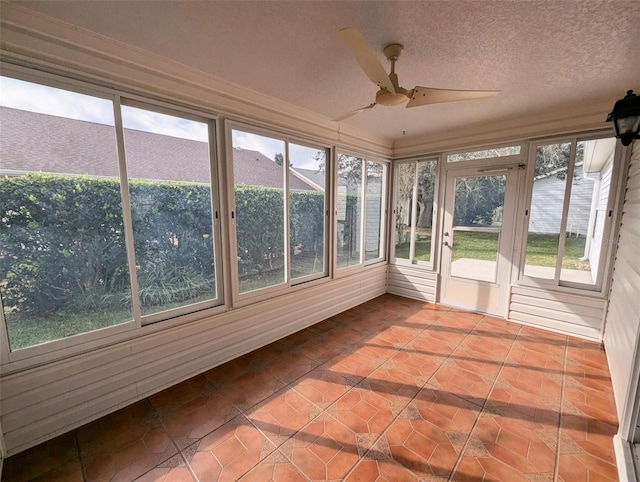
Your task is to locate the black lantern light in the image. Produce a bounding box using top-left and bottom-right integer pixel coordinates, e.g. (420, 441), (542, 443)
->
(606, 90), (640, 146)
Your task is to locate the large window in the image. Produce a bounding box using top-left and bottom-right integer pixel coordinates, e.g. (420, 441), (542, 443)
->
(522, 137), (617, 289)
(230, 128), (328, 296)
(336, 153), (387, 269)
(0, 75), (222, 352)
(121, 103), (219, 318)
(393, 159), (437, 265)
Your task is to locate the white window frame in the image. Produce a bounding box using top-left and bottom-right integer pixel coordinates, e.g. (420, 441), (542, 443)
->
(225, 122), (331, 307)
(0, 66), (226, 367)
(333, 149), (389, 277)
(390, 157), (439, 270)
(446, 143), (523, 163)
(517, 132), (623, 293)
(117, 98), (224, 325)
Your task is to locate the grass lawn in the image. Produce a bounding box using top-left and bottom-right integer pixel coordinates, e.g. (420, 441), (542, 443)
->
(5, 290), (217, 351)
(395, 232), (588, 269)
(5, 308), (132, 351)
(525, 233), (587, 268)
(395, 240), (431, 261)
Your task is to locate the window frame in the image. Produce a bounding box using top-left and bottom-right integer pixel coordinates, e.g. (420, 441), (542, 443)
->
(517, 132), (623, 293)
(225, 121), (331, 307)
(0, 67), (226, 366)
(333, 149), (389, 277)
(117, 97), (225, 325)
(390, 157), (440, 270)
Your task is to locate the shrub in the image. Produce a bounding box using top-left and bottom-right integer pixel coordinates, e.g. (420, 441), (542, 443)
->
(0, 174), (327, 315)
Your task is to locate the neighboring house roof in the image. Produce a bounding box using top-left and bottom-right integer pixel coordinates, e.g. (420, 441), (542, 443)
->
(232, 147), (314, 191)
(292, 167), (325, 190)
(0, 107), (316, 191)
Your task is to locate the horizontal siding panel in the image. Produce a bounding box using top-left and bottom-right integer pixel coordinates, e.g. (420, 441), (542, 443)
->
(509, 302), (602, 328)
(509, 311), (601, 340)
(1, 269), (385, 456)
(510, 286), (606, 308)
(387, 265), (437, 302)
(4, 386), (139, 455)
(388, 274), (436, 289)
(388, 278), (436, 295)
(510, 294), (605, 319)
(387, 287), (434, 302)
(388, 265), (437, 279)
(508, 285), (606, 338)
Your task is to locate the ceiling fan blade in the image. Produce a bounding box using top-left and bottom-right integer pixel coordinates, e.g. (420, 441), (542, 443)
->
(340, 28), (395, 94)
(333, 103), (377, 122)
(406, 87), (500, 108)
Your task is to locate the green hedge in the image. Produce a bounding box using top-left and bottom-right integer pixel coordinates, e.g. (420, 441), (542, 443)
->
(0, 174), (326, 316)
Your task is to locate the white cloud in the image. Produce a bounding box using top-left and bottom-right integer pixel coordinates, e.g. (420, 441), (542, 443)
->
(0, 76), (114, 125)
(231, 130), (324, 170)
(121, 106), (207, 142)
(231, 130), (285, 161)
(0, 76), (208, 142)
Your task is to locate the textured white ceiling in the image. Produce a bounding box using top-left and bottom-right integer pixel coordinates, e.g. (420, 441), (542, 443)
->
(10, 0), (640, 141)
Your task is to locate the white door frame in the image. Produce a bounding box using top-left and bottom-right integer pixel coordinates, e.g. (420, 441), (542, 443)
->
(438, 164), (522, 317)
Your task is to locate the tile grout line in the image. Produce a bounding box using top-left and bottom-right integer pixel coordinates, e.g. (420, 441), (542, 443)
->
(72, 429), (88, 482)
(183, 303), (448, 481)
(553, 335), (570, 482)
(281, 305), (458, 481)
(339, 310), (488, 481)
(337, 307), (460, 480)
(446, 321), (524, 482)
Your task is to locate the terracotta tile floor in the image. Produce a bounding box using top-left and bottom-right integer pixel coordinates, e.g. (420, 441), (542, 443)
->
(2, 294), (619, 481)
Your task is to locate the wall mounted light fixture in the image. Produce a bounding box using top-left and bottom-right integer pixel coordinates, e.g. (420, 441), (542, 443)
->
(606, 90), (640, 146)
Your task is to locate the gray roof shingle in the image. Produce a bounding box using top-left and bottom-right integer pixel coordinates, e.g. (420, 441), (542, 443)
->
(0, 107), (317, 191)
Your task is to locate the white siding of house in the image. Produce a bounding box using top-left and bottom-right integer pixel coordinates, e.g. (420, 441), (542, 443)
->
(603, 141), (640, 441)
(0, 267), (387, 455)
(365, 194), (383, 253)
(529, 165), (594, 236)
(508, 285), (606, 340)
(387, 265), (437, 302)
(588, 157), (614, 283)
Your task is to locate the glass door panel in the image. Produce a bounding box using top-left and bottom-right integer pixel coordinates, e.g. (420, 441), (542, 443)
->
(449, 175), (506, 283)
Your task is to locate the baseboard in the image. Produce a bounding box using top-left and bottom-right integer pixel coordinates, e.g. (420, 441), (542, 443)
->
(614, 435), (639, 482)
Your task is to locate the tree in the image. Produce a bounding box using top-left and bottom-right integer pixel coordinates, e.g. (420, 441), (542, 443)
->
(534, 142), (584, 180)
(453, 175), (505, 226)
(416, 161), (436, 229)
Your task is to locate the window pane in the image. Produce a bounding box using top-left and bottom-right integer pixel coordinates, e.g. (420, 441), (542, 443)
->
(0, 77), (132, 350)
(450, 175), (506, 283)
(447, 146), (521, 163)
(524, 142), (571, 279)
(122, 105), (216, 315)
(560, 138), (615, 285)
(414, 160), (436, 262)
(289, 144), (326, 280)
(232, 130), (285, 292)
(337, 154), (363, 268)
(394, 163), (415, 261)
(365, 161), (385, 261)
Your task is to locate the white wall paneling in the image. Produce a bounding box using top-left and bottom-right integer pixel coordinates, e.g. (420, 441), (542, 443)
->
(508, 285), (606, 340)
(387, 265), (438, 302)
(603, 141), (640, 482)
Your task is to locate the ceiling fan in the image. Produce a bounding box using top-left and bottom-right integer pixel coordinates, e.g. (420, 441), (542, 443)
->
(335, 27), (500, 121)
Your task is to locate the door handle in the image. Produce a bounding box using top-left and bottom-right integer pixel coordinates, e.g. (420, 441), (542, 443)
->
(443, 241), (450, 247)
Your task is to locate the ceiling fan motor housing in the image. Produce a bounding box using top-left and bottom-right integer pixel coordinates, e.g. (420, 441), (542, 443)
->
(376, 88), (409, 106)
